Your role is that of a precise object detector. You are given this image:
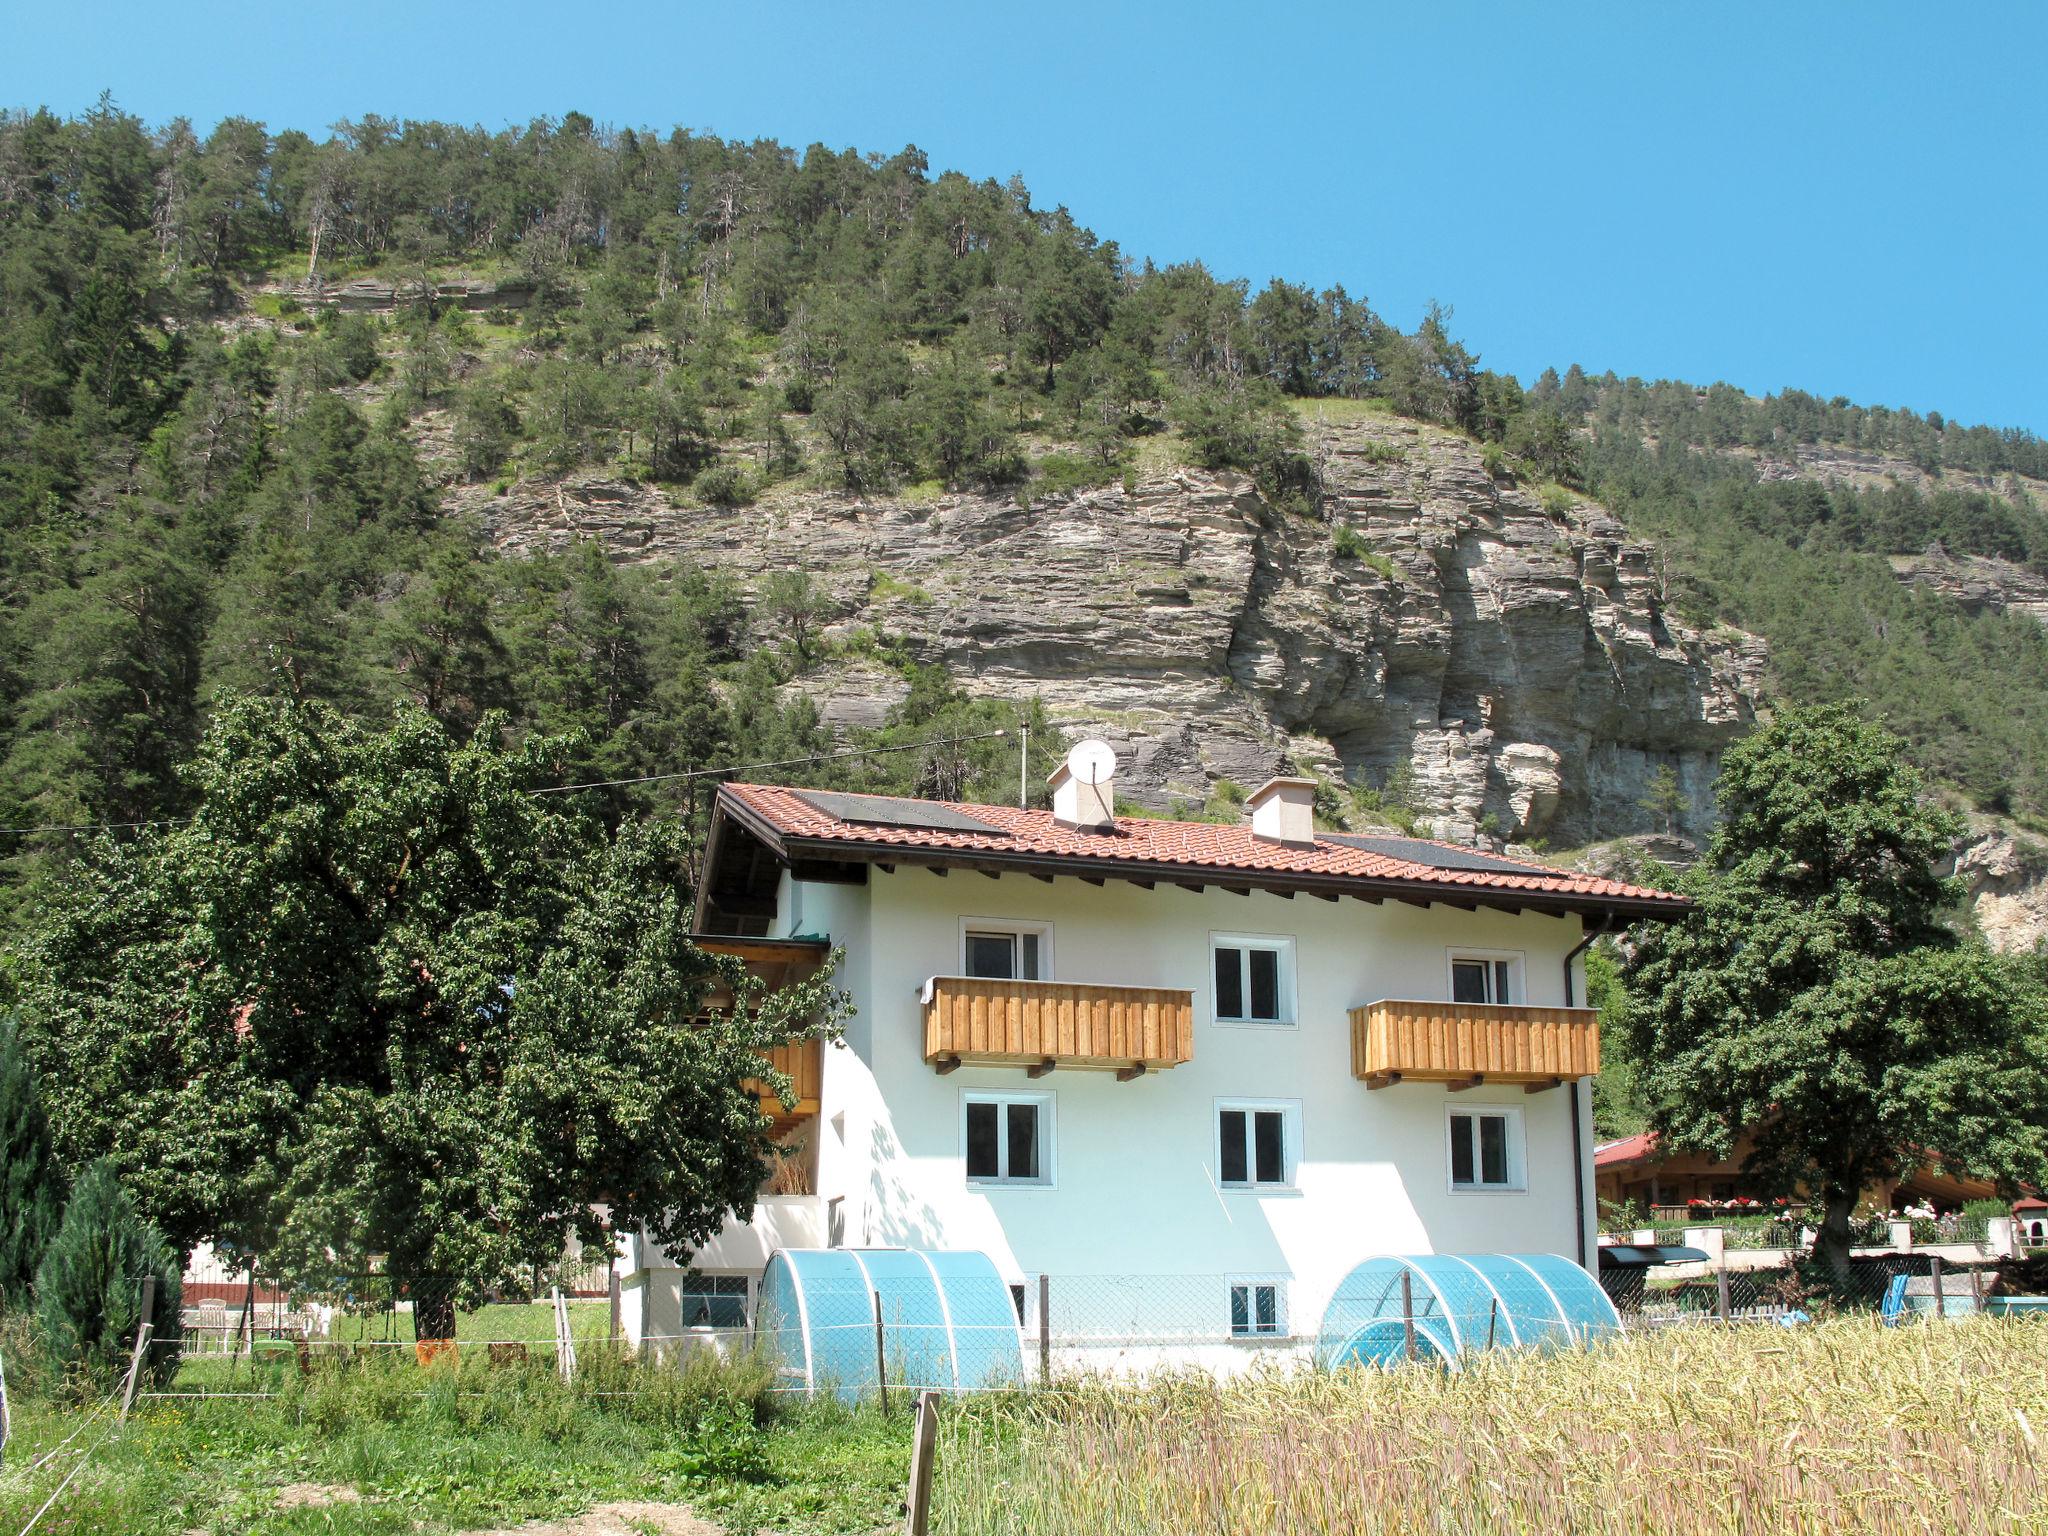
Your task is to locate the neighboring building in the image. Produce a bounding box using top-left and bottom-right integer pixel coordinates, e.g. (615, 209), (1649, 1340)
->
(1595, 1130), (2010, 1218)
(620, 760), (1685, 1360)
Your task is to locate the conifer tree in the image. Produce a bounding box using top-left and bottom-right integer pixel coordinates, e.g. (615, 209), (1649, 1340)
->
(35, 1159), (182, 1396)
(0, 1015), (67, 1308)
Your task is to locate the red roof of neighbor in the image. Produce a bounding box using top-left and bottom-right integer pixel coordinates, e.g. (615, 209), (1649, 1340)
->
(1594, 1133), (1661, 1169)
(713, 783), (1688, 916)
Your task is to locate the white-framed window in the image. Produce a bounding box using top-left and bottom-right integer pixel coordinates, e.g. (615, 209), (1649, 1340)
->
(1211, 933), (1296, 1025)
(1216, 1098), (1297, 1189)
(964, 1091), (1054, 1187)
(680, 1272), (751, 1328)
(1447, 1105), (1526, 1192)
(960, 918), (1052, 981)
(1448, 950), (1523, 1006)
(1227, 1277), (1287, 1337)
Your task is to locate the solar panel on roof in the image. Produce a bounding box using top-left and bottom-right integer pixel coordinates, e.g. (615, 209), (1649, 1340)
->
(1318, 832), (1551, 876)
(793, 790), (1010, 836)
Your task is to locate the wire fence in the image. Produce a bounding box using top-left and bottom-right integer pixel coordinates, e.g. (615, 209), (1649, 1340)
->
(108, 1244), (2048, 1410)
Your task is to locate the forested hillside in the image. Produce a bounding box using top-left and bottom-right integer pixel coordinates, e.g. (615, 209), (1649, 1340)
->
(4, 100), (2047, 944)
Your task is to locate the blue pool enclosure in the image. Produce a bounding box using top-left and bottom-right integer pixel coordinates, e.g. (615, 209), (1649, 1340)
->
(1317, 1254), (1621, 1369)
(755, 1248), (1026, 1399)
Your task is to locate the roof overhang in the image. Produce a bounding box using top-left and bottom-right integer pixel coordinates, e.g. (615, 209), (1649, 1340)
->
(698, 789), (1692, 926)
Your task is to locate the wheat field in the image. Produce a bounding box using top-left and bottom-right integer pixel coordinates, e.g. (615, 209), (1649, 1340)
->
(932, 1320), (2048, 1535)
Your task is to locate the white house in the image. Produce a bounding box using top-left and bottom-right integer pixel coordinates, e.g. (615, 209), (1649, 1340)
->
(619, 755), (1685, 1366)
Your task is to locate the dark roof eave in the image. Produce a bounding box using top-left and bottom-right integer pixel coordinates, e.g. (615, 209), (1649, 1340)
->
(764, 827), (1691, 921)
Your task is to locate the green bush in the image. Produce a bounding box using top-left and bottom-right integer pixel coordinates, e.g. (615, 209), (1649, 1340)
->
(35, 1160), (182, 1398)
(1031, 453), (1119, 500)
(695, 461), (758, 507)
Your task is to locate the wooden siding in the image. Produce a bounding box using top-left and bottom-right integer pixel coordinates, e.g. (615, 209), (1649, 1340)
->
(1349, 998), (1599, 1084)
(747, 1037), (823, 1128)
(922, 977), (1194, 1071)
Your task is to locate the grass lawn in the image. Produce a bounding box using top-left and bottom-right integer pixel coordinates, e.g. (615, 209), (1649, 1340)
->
(0, 1348), (913, 1535)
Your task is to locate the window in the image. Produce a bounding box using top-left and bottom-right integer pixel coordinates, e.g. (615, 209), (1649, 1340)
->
(1449, 952), (1519, 1005)
(1448, 1107), (1524, 1192)
(680, 1273), (749, 1328)
(961, 920), (1049, 980)
(964, 1092), (1053, 1186)
(1217, 1100), (1295, 1189)
(1228, 1279), (1285, 1337)
(1212, 935), (1294, 1025)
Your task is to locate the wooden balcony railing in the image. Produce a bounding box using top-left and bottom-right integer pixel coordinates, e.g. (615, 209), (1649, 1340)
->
(922, 976), (1194, 1080)
(1350, 998), (1599, 1090)
(746, 1037), (823, 1132)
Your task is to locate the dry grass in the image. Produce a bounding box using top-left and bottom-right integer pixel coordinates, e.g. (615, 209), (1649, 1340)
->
(933, 1320), (2048, 1535)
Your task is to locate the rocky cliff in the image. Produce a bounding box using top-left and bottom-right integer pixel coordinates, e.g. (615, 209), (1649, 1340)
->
(452, 412), (1766, 851)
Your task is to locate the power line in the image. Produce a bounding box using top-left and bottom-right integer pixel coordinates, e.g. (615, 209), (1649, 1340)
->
(0, 727), (1023, 836)
(525, 728), (1016, 795)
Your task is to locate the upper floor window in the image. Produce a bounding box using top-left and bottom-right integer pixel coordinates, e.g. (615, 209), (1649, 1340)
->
(965, 1091), (1053, 1186)
(1217, 1099), (1297, 1189)
(962, 919), (1049, 980)
(1448, 1105), (1525, 1192)
(1449, 951), (1520, 1006)
(1212, 934), (1295, 1025)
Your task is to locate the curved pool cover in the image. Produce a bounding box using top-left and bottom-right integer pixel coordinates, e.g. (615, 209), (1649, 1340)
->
(1317, 1253), (1620, 1369)
(756, 1248), (1025, 1399)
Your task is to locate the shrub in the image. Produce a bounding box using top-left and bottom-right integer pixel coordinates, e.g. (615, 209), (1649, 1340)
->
(0, 1015), (66, 1307)
(1032, 453), (1120, 500)
(35, 1160), (182, 1397)
(1538, 482), (1576, 516)
(695, 461), (758, 507)
(1482, 441), (1512, 480)
(1358, 440), (1406, 466)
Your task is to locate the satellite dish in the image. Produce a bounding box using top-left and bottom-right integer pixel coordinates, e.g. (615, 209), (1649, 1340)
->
(1066, 739), (1118, 785)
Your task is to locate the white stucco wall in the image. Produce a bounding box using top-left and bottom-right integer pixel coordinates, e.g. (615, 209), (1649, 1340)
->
(798, 865), (1598, 1336)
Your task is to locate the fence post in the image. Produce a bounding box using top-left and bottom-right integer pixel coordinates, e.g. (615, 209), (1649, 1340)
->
(1401, 1270), (1416, 1363)
(1716, 1267), (1732, 1322)
(1036, 1274), (1050, 1388)
(1968, 1264), (1985, 1309)
(608, 1268), (622, 1346)
(904, 1390), (939, 1536)
(873, 1289), (889, 1414)
(552, 1287), (576, 1382)
(120, 1275), (157, 1419)
(1930, 1255), (1946, 1319)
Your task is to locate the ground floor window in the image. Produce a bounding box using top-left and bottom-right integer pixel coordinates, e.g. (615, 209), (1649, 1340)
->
(681, 1272), (750, 1328)
(965, 1091), (1054, 1186)
(1448, 1105), (1525, 1191)
(1228, 1278), (1285, 1337)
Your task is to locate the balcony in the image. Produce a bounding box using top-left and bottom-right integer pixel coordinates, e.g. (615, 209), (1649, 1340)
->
(1349, 998), (1599, 1090)
(746, 1037), (823, 1134)
(922, 976), (1194, 1080)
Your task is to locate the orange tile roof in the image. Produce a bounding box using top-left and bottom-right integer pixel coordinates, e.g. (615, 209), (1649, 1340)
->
(714, 783), (1687, 917)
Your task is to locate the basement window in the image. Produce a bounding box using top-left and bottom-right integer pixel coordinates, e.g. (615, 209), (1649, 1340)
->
(1228, 1278), (1286, 1337)
(680, 1273), (750, 1329)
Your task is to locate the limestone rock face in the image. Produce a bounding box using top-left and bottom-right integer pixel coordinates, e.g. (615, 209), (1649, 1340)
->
(1946, 822), (2048, 954)
(1890, 546), (2048, 629)
(455, 415), (1768, 849)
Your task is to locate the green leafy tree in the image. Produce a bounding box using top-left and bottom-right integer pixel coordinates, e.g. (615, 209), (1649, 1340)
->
(35, 1159), (182, 1396)
(0, 1014), (67, 1307)
(13, 696), (844, 1334)
(1617, 706), (2048, 1277)
(758, 567), (826, 661)
(1638, 765), (1686, 837)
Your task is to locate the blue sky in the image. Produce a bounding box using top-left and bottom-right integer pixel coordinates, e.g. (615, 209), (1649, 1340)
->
(7, 1), (2043, 432)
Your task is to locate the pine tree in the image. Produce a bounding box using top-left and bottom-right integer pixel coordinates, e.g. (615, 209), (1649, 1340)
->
(35, 1159), (182, 1396)
(0, 1016), (67, 1308)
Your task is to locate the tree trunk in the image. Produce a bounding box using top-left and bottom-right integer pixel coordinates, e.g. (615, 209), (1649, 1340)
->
(1815, 1185), (1858, 1283)
(413, 1288), (457, 1343)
